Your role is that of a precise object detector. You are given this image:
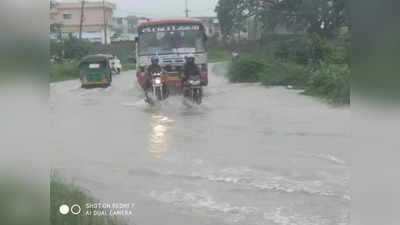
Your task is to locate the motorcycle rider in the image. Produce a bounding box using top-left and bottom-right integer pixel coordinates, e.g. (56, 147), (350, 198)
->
(147, 56), (162, 78)
(145, 56), (169, 101)
(144, 56), (162, 90)
(182, 54), (201, 96)
(183, 54), (200, 80)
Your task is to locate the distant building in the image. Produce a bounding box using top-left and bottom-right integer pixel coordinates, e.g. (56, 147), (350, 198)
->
(112, 17), (129, 34)
(110, 16), (146, 41)
(50, 1), (116, 44)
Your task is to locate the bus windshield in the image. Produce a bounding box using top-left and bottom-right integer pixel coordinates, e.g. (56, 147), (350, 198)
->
(139, 29), (206, 56)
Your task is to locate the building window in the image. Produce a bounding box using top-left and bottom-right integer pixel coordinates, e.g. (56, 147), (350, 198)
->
(63, 14), (72, 20)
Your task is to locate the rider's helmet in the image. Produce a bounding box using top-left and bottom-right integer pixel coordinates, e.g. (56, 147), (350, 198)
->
(151, 56), (159, 65)
(186, 54), (195, 64)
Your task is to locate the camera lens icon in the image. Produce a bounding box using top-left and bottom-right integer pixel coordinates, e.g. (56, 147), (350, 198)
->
(59, 205), (69, 215)
(59, 204), (81, 215)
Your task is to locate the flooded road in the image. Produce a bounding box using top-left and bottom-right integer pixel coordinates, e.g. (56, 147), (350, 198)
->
(50, 63), (350, 225)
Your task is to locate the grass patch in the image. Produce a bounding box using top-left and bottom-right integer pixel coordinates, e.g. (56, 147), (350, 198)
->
(120, 55), (137, 71)
(51, 172), (128, 225)
(227, 56), (309, 86)
(208, 48), (233, 63)
(50, 60), (80, 83)
(260, 62), (310, 88)
(122, 62), (136, 71)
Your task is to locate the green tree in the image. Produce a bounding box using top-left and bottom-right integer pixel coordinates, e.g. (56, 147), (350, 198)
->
(216, 0), (348, 39)
(263, 0), (348, 37)
(62, 34), (95, 59)
(215, 0), (248, 43)
(215, 0), (236, 42)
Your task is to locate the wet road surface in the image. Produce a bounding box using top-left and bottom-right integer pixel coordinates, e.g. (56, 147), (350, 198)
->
(50, 63), (350, 225)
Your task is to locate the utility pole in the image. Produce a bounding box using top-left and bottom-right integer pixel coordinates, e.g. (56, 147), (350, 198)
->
(103, 0), (108, 46)
(184, 0), (190, 18)
(79, 0), (85, 39)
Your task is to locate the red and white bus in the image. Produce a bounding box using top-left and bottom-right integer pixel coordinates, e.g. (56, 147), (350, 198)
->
(136, 19), (208, 91)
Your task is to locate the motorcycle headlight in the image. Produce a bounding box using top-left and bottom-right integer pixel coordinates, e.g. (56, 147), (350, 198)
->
(155, 78), (161, 84)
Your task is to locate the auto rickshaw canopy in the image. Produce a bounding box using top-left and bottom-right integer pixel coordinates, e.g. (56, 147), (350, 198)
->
(80, 54), (112, 65)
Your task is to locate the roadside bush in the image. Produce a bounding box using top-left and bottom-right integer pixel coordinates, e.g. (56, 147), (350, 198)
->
(228, 56), (267, 82)
(224, 33), (350, 104)
(329, 34), (351, 65)
(274, 38), (307, 64)
(305, 63), (350, 104)
(226, 50), (350, 104)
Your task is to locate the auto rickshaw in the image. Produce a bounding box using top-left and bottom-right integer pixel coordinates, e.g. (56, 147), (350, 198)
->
(79, 54), (112, 88)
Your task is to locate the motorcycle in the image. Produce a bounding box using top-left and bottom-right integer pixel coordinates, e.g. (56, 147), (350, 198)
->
(184, 75), (203, 105)
(110, 57), (122, 74)
(152, 72), (168, 101)
(111, 61), (121, 74)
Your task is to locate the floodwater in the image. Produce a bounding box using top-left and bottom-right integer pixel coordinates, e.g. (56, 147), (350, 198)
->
(50, 63), (350, 225)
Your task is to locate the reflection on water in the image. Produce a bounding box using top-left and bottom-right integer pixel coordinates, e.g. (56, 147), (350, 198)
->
(149, 113), (174, 158)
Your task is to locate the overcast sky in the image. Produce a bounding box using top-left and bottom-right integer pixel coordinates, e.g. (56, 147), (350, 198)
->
(62, 0), (219, 18)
